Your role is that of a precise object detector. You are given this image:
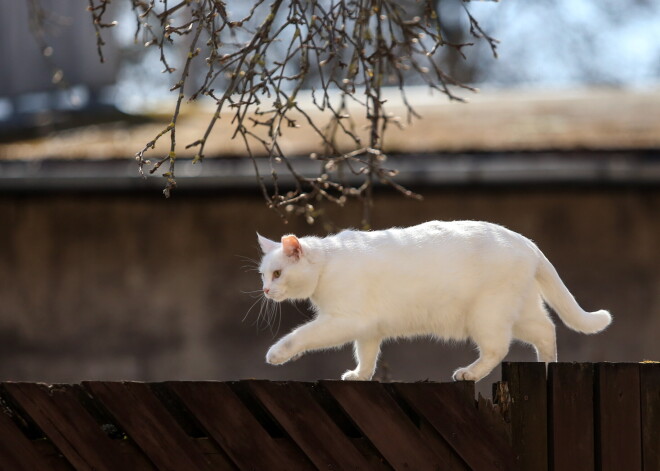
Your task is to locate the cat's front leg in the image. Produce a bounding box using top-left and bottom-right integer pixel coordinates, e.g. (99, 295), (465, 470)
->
(266, 317), (360, 366)
(266, 335), (299, 365)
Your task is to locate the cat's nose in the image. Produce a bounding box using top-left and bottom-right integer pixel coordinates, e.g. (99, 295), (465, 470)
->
(263, 288), (270, 294)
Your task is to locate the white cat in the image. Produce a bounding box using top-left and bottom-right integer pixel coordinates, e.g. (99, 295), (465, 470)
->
(257, 221), (611, 382)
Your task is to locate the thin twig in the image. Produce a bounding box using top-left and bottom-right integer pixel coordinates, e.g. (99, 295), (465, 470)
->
(82, 0), (498, 220)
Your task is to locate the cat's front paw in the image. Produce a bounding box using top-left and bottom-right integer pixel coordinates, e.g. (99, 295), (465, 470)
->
(341, 369), (369, 381)
(452, 367), (477, 382)
(266, 341), (296, 365)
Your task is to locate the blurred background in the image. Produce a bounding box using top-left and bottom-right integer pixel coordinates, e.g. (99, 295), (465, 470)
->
(0, 0), (659, 393)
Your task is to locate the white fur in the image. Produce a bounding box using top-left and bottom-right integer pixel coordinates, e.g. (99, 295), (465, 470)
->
(257, 221), (611, 382)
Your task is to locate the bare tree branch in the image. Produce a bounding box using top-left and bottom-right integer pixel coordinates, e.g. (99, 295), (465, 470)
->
(85, 0), (498, 226)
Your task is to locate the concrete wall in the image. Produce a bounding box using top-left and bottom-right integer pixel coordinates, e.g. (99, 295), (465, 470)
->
(0, 186), (658, 392)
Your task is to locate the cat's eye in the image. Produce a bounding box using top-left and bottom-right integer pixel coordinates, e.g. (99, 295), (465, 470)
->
(272, 270), (281, 279)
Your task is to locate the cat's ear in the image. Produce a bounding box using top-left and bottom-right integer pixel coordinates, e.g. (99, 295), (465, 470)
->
(281, 235), (302, 260)
(257, 233), (279, 253)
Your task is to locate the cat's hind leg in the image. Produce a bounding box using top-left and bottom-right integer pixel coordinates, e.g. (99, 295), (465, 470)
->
(513, 298), (557, 364)
(342, 338), (382, 381)
(453, 297), (515, 382)
(452, 330), (512, 382)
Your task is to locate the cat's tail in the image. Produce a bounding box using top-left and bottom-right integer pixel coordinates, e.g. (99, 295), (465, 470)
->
(535, 255), (612, 334)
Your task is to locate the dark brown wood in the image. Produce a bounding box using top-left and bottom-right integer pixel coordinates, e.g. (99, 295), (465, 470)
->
(416, 418), (470, 471)
(32, 434), (278, 469)
(321, 380), (458, 471)
(0, 405), (58, 471)
(248, 380), (373, 470)
(548, 363), (595, 471)
(394, 382), (515, 471)
(2, 382), (146, 471)
(491, 380), (512, 435)
(639, 363), (660, 471)
(168, 381), (313, 471)
(477, 392), (511, 447)
(83, 381), (224, 471)
(32, 440), (80, 470)
(382, 384), (471, 469)
(595, 363), (642, 471)
(1, 365), (655, 470)
(502, 362), (548, 471)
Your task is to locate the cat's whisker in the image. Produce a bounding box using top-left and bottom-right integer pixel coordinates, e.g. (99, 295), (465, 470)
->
(236, 254), (259, 263)
(275, 302), (283, 336)
(260, 299), (271, 331)
(261, 299), (271, 331)
(261, 298), (274, 333)
(236, 254), (261, 274)
(254, 296), (267, 330)
(242, 295), (264, 323)
(241, 289), (265, 299)
(236, 255), (260, 268)
(267, 299), (278, 335)
(266, 302), (274, 336)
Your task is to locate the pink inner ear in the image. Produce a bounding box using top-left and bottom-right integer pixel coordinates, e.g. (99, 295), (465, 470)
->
(281, 235), (302, 258)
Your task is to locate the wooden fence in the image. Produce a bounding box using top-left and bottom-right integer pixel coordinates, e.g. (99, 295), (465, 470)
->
(0, 362), (658, 471)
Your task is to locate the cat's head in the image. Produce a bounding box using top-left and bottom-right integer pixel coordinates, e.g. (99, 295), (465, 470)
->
(257, 233), (319, 301)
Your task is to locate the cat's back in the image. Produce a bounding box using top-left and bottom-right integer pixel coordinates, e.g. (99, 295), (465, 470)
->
(320, 220), (531, 254)
(310, 221), (540, 315)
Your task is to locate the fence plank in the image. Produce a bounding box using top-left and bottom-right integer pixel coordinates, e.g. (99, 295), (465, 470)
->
(7, 365), (653, 470)
(548, 363), (595, 471)
(502, 362), (547, 471)
(321, 380), (459, 471)
(168, 381), (313, 471)
(0, 405), (58, 471)
(248, 380), (373, 470)
(595, 363), (642, 471)
(2, 382), (145, 471)
(416, 419), (470, 471)
(83, 382), (223, 471)
(394, 382), (514, 471)
(640, 363), (660, 471)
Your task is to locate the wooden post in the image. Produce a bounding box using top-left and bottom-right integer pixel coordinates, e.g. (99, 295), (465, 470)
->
(595, 363), (642, 471)
(640, 363), (660, 471)
(548, 363), (595, 471)
(502, 362), (548, 471)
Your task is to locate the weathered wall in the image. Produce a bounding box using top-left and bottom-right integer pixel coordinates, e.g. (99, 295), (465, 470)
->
(0, 186), (658, 389)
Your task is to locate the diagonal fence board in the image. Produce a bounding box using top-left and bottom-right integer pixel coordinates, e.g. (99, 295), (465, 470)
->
(412, 408), (471, 471)
(321, 380), (458, 471)
(247, 380), (375, 470)
(275, 382), (392, 471)
(167, 381), (314, 471)
(0, 402), (58, 471)
(384, 380), (472, 470)
(2, 382), (148, 471)
(394, 382), (515, 471)
(83, 381), (224, 471)
(2, 363), (655, 471)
